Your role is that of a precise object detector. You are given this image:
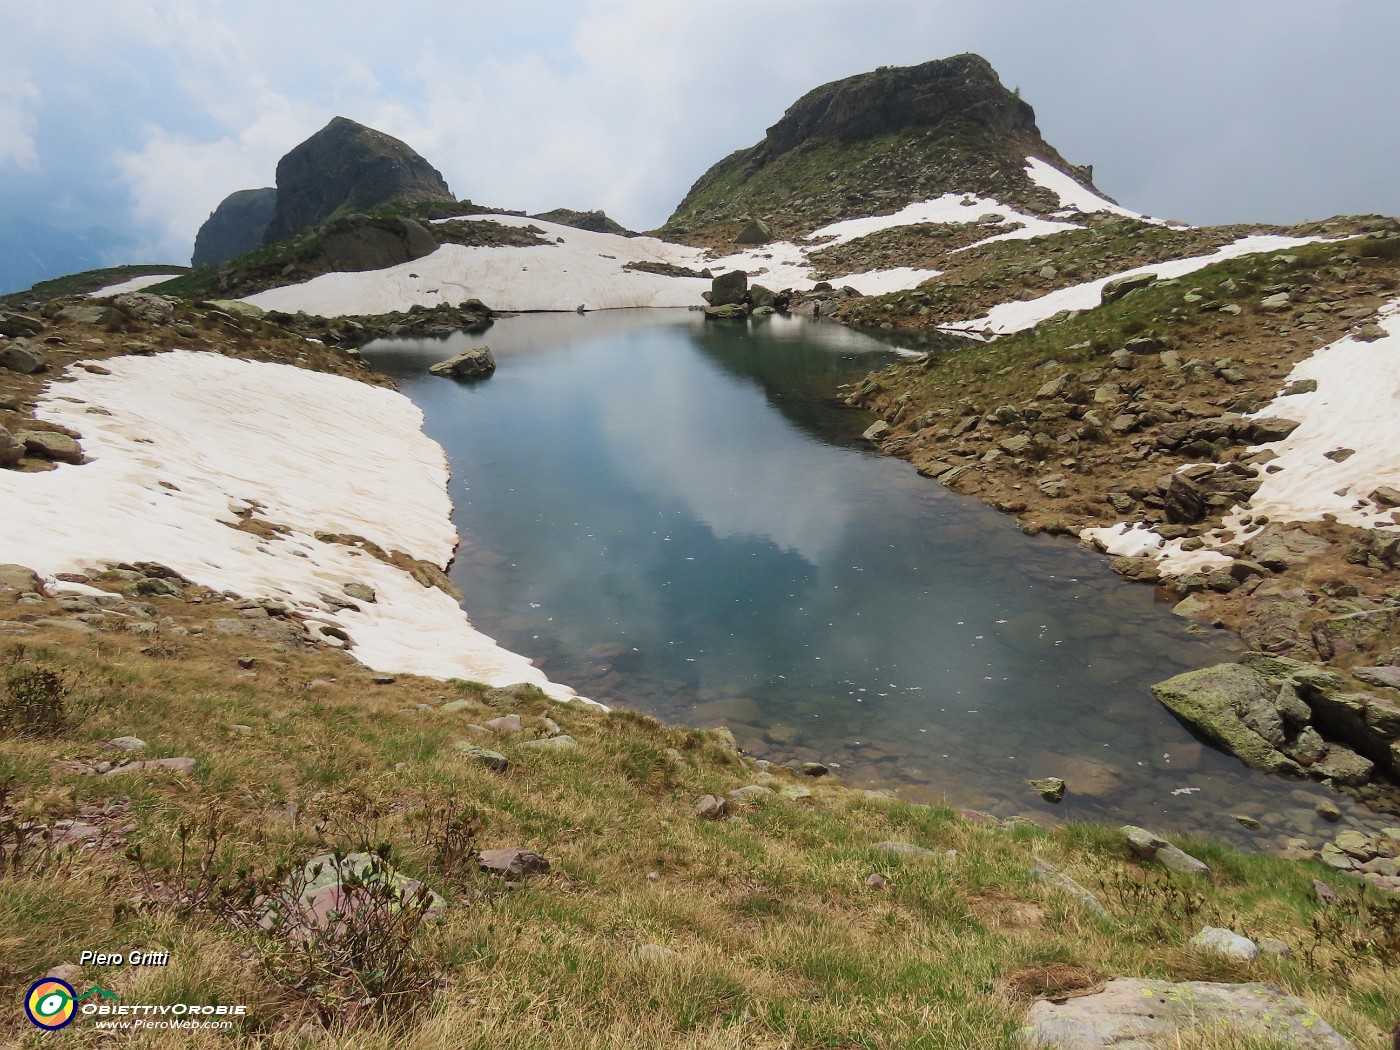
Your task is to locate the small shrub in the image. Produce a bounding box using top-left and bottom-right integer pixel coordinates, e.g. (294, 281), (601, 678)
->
(1, 648), (75, 736)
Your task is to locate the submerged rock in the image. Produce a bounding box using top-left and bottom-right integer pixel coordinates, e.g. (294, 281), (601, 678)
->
(429, 346), (496, 380)
(1150, 663), (1300, 775)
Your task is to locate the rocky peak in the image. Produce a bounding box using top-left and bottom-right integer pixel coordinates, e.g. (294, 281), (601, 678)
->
(262, 117), (455, 246)
(763, 54), (1037, 160)
(663, 54), (1093, 244)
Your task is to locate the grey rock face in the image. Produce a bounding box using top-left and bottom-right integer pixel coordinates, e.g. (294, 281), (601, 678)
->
(191, 187), (277, 267)
(263, 116), (454, 245)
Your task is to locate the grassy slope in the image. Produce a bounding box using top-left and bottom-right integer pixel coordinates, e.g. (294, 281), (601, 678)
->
(1, 604), (1397, 1049)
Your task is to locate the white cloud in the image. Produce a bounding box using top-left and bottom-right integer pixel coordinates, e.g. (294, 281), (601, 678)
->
(0, 78), (41, 170)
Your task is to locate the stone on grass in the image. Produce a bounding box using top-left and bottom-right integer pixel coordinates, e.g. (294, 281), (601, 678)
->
(103, 757), (196, 777)
(485, 714), (524, 733)
(518, 734), (577, 751)
(1122, 825), (1211, 877)
(1190, 926), (1259, 961)
(695, 794), (727, 820)
(865, 873), (890, 890)
(872, 841), (944, 860)
(477, 847), (550, 878)
(454, 743), (509, 772)
(107, 736), (148, 752)
(800, 761), (829, 777)
(1024, 978), (1354, 1050)
(1031, 857), (1110, 922)
(779, 785), (813, 802)
(727, 784), (775, 805)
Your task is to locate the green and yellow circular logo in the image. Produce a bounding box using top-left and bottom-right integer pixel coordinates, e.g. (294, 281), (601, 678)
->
(25, 979), (77, 1030)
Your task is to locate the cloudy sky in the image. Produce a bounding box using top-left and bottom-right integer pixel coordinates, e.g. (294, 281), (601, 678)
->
(2, 0), (1398, 270)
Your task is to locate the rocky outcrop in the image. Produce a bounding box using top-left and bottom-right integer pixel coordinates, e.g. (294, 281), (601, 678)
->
(531, 209), (633, 236)
(314, 215), (439, 273)
(191, 188), (277, 267)
(1152, 652), (1399, 785)
(263, 117), (455, 245)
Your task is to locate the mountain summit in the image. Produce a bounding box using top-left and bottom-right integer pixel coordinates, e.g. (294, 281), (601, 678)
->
(663, 54), (1095, 243)
(261, 116), (455, 245)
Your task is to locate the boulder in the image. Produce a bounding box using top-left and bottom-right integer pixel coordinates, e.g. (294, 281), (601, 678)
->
(703, 303), (747, 319)
(454, 743), (509, 772)
(0, 312), (44, 337)
(0, 564), (41, 599)
(429, 346), (496, 380)
(1099, 272), (1155, 305)
(1189, 926), (1259, 960)
(734, 217), (772, 245)
(695, 795), (727, 820)
(1244, 417), (1302, 444)
(1150, 664), (1301, 775)
(709, 270), (748, 307)
(1024, 979), (1355, 1050)
(18, 430), (83, 465)
(476, 847), (549, 878)
(1030, 777), (1066, 803)
(862, 420), (892, 443)
(1122, 826), (1212, 877)
(0, 341), (48, 374)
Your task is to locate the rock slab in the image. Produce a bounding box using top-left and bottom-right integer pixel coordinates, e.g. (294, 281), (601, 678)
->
(1024, 978), (1354, 1049)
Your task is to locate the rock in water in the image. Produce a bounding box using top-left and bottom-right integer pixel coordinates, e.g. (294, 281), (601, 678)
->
(710, 270), (748, 307)
(191, 187), (277, 267)
(1030, 777), (1066, 803)
(1149, 663), (1301, 775)
(262, 116), (455, 245)
(429, 347), (497, 380)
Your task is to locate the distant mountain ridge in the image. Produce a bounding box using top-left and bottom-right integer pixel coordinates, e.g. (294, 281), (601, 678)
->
(191, 187), (276, 267)
(662, 53), (1096, 244)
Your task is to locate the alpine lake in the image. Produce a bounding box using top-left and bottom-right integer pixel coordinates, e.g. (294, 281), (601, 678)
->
(362, 309), (1385, 851)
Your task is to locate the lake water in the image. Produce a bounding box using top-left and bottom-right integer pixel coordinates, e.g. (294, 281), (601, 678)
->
(363, 309), (1367, 849)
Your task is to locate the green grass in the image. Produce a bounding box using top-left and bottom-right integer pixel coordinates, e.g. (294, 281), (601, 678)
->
(0, 555), (1396, 1047)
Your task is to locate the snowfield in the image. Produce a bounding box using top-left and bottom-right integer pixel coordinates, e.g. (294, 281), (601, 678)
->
(0, 351), (584, 701)
(1081, 297), (1400, 576)
(88, 274), (183, 297)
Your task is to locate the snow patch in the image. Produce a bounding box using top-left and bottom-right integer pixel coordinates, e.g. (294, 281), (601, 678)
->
(0, 351), (583, 702)
(88, 274), (182, 297)
(1024, 156), (1175, 226)
(942, 235), (1329, 337)
(1221, 298), (1400, 531)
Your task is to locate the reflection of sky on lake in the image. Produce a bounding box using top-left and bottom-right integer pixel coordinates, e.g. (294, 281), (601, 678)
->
(363, 310), (1364, 848)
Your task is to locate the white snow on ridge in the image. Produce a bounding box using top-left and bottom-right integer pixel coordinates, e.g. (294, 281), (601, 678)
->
(1227, 298), (1400, 530)
(942, 234), (1328, 337)
(1024, 156), (1173, 226)
(0, 351), (581, 700)
(89, 274), (182, 297)
(1082, 298), (1400, 577)
(245, 215), (711, 316)
(802, 193), (1082, 249)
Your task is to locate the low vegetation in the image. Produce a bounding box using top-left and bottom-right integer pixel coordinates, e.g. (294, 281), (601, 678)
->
(0, 602), (1396, 1047)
